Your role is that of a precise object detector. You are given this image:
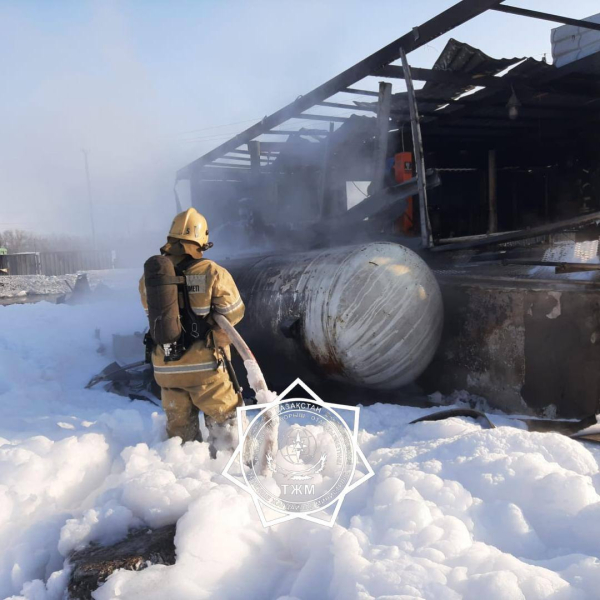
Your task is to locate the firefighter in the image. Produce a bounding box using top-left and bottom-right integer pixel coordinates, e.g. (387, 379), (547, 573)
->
(139, 208), (245, 453)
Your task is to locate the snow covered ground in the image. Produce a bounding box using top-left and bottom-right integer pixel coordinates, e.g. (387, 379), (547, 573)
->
(2, 277), (600, 599)
(0, 270), (140, 299)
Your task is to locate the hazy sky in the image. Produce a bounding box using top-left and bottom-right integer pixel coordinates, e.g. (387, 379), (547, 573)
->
(2, 0), (599, 238)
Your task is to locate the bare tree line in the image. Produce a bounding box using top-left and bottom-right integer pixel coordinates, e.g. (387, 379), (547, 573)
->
(0, 230), (88, 253)
(0, 229), (165, 272)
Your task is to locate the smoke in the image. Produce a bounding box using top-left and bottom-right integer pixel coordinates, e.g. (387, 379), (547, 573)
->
(2, 0), (599, 256)
(0, 2), (179, 258)
(0, 1), (355, 246)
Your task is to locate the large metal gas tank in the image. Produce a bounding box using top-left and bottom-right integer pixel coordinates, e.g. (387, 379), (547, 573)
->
(221, 242), (443, 391)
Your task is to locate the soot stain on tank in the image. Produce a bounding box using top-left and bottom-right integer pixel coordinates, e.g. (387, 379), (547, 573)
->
(224, 243), (443, 391)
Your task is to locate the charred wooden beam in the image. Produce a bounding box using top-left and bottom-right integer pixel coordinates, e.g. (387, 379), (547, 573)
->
(372, 82), (393, 193)
(317, 101), (374, 112)
(178, 0), (505, 179)
(431, 210), (600, 252)
(248, 141), (261, 171)
(376, 65), (509, 88)
(261, 129), (329, 136)
(318, 122), (336, 219)
(343, 88), (379, 97)
(222, 154), (252, 161)
(401, 47), (432, 248)
(228, 148), (280, 156)
(394, 95), (468, 107)
(204, 162), (250, 169)
(491, 5), (600, 32)
(437, 231), (518, 244)
(294, 114), (348, 123)
(213, 157), (253, 164)
(488, 149), (497, 234)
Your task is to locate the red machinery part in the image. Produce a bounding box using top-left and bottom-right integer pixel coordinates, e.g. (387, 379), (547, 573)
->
(394, 152), (414, 233)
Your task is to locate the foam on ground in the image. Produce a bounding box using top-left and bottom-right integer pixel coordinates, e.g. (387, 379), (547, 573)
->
(1, 283), (600, 599)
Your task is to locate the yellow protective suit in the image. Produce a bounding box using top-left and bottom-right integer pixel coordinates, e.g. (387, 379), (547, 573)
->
(139, 240), (244, 441)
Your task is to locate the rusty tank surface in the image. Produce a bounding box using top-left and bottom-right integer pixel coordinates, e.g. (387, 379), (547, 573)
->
(220, 242), (443, 392)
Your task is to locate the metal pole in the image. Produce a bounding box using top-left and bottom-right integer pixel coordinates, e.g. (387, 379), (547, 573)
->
(400, 47), (433, 248)
(248, 140), (261, 178)
(491, 5), (600, 32)
(82, 149), (97, 247)
(372, 82), (393, 194)
(248, 140), (262, 215)
(318, 121), (335, 219)
(544, 172), (549, 221)
(488, 149), (498, 233)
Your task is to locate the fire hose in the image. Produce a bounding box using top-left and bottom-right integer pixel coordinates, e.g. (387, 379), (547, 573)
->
(212, 313), (279, 476)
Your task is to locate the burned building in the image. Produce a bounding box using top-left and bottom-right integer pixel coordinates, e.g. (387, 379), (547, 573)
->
(178, 2), (600, 418)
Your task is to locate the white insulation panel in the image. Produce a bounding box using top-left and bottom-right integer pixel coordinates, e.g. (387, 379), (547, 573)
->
(552, 13), (600, 68)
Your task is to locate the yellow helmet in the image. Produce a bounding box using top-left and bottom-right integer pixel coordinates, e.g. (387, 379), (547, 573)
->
(168, 208), (209, 247)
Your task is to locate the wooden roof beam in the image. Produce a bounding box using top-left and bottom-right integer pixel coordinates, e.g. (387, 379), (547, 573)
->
(342, 88), (379, 97)
(378, 65), (525, 89)
(228, 148), (281, 155)
(317, 101), (375, 112)
(293, 114), (348, 123)
(432, 209), (600, 252)
(491, 5), (600, 32)
(177, 0), (505, 179)
(259, 129), (330, 137)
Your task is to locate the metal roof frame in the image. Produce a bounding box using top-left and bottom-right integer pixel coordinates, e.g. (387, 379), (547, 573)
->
(178, 1), (600, 182)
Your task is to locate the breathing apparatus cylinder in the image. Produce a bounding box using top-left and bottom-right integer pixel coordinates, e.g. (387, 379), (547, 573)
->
(144, 255), (185, 361)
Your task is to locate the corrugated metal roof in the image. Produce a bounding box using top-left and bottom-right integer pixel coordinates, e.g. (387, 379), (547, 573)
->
(355, 38), (600, 136)
(184, 34), (600, 179)
(418, 38), (523, 102)
(354, 38), (524, 114)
